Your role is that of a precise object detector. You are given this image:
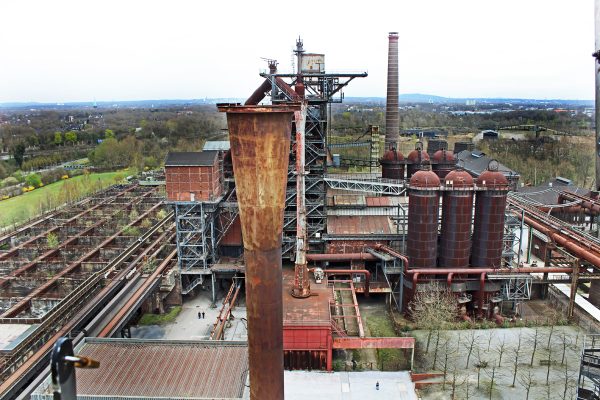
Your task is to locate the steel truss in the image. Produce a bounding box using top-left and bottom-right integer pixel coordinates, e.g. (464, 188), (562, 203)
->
(172, 200), (238, 294)
(324, 175), (407, 195)
(260, 53), (367, 258)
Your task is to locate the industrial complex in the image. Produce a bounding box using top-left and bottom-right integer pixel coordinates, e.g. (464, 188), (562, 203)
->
(1, 28), (600, 400)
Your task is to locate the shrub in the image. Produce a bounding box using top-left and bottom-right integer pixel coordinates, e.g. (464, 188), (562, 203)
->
(25, 173), (42, 187)
(1, 177), (18, 188)
(122, 226), (141, 236)
(46, 232), (59, 249)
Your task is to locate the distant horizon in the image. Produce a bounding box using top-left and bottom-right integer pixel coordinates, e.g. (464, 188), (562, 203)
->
(0, 92), (594, 107)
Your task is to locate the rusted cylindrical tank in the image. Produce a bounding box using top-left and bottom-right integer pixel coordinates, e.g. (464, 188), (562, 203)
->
(432, 149), (456, 179)
(380, 148), (404, 180)
(439, 169), (474, 268)
(385, 32), (400, 149)
(471, 162), (509, 268)
(407, 169), (440, 269)
(406, 142), (430, 179)
(218, 103), (298, 400)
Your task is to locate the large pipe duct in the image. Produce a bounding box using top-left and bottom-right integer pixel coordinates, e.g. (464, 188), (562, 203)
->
(218, 103), (299, 400)
(385, 32), (400, 149)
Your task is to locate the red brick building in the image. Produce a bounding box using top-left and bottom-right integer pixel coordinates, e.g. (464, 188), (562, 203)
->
(165, 151), (222, 202)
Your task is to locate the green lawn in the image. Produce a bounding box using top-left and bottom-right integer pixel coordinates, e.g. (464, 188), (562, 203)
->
(138, 306), (182, 325)
(0, 169), (133, 227)
(365, 314), (407, 370)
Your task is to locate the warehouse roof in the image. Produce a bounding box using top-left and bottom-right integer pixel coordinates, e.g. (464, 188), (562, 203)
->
(32, 338), (248, 400)
(165, 151), (219, 167)
(456, 150), (519, 179)
(515, 177), (590, 205)
(203, 140), (230, 151)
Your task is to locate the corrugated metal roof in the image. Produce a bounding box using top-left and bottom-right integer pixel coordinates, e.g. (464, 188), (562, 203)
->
(327, 215), (394, 235)
(456, 150), (519, 177)
(32, 339), (248, 400)
(516, 179), (590, 205)
(203, 141), (230, 151)
(165, 151), (219, 166)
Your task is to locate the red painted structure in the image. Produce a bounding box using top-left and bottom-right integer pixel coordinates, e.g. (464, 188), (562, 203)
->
(407, 169), (440, 269)
(439, 169), (474, 269)
(471, 167), (509, 268)
(406, 142), (430, 178)
(380, 148), (405, 180)
(431, 149), (456, 179)
(165, 152), (222, 202)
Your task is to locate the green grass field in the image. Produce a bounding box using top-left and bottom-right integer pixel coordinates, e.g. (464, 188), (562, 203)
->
(0, 169), (133, 228)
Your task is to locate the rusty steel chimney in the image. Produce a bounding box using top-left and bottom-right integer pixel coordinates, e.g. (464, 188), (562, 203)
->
(218, 103), (298, 400)
(595, 0), (600, 190)
(385, 32), (400, 150)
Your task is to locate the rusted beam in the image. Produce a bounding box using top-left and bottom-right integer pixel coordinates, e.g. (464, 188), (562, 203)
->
(97, 248), (177, 337)
(1, 202), (163, 318)
(0, 184), (138, 261)
(333, 336), (415, 349)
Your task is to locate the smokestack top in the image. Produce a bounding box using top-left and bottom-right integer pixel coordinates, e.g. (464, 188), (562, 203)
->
(217, 103), (300, 114)
(389, 32), (399, 39)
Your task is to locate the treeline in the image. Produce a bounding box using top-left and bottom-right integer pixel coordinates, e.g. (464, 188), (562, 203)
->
(330, 105), (593, 136)
(479, 137), (594, 187)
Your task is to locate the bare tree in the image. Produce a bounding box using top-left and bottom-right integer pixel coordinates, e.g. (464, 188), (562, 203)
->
(432, 330), (441, 370)
(530, 328), (540, 367)
(495, 335), (508, 367)
(483, 364), (502, 400)
(486, 329), (496, 352)
(475, 348), (488, 390)
(561, 361), (575, 400)
(511, 331), (523, 387)
(464, 330), (479, 369)
(410, 282), (458, 353)
(547, 325), (555, 350)
(546, 347), (553, 385)
(441, 338), (457, 390)
(518, 369), (535, 400)
(559, 330), (570, 365)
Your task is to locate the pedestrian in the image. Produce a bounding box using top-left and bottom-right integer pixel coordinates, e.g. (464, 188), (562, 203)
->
(197, 311), (201, 319)
(202, 311), (205, 319)
(375, 381), (379, 390)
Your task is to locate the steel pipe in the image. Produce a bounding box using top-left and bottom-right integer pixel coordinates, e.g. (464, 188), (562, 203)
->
(218, 103), (298, 400)
(306, 253), (377, 262)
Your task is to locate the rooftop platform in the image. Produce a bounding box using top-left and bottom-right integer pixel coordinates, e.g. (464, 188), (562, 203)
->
(283, 268), (331, 327)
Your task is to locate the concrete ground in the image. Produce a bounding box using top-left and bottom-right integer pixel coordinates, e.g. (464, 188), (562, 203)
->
(413, 326), (583, 399)
(131, 287), (247, 340)
(283, 371), (418, 400)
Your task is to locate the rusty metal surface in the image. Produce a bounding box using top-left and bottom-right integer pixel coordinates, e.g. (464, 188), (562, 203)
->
(283, 269), (331, 327)
(219, 103), (298, 400)
(407, 171), (440, 269)
(50, 339), (249, 399)
(327, 215), (394, 235)
(471, 170), (509, 268)
(380, 148), (405, 179)
(439, 170), (474, 268)
(333, 336), (415, 349)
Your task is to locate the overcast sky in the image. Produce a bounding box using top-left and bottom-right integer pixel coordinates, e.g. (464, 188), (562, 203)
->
(0, 0), (595, 103)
